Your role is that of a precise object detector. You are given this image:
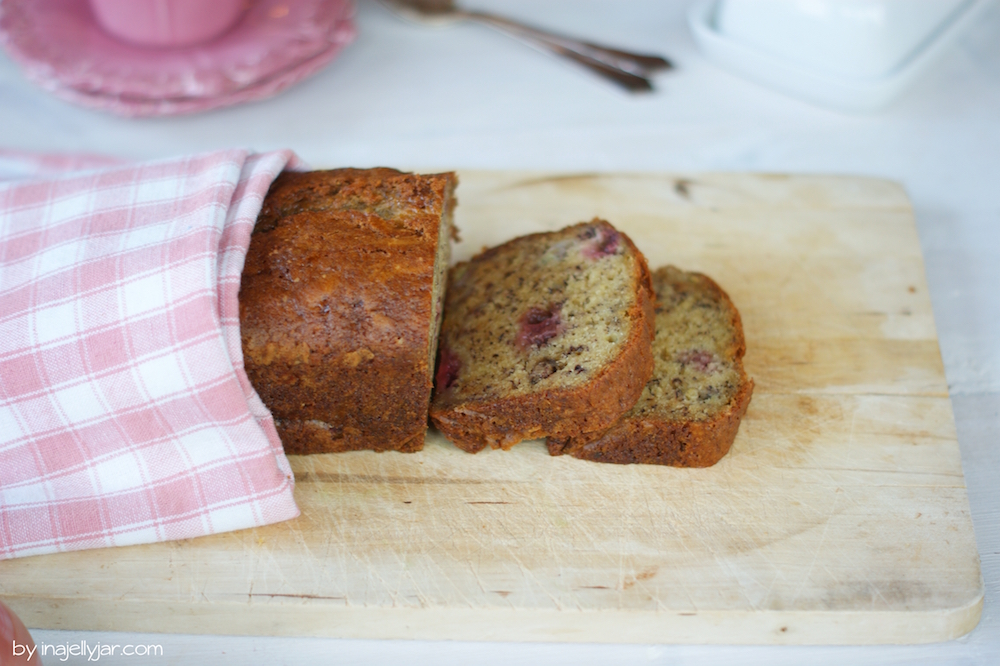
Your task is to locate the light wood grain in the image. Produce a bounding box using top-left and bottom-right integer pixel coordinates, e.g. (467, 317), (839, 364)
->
(0, 172), (981, 644)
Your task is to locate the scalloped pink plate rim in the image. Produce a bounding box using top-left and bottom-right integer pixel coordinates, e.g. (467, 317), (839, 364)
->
(0, 0), (355, 100)
(33, 21), (355, 117)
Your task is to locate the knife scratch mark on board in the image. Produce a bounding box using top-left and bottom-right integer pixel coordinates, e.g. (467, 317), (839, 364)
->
(294, 472), (513, 485)
(501, 173), (603, 190)
(249, 593), (347, 601)
(789, 492), (839, 608)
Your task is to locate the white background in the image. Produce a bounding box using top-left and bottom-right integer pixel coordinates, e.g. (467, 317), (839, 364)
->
(1, 0), (998, 663)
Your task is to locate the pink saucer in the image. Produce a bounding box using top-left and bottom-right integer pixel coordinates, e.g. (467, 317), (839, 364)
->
(36, 33), (353, 117)
(0, 0), (355, 112)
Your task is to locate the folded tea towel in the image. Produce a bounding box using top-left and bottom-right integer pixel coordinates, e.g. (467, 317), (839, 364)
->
(0, 149), (303, 559)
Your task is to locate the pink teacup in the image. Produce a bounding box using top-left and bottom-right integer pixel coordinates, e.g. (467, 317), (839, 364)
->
(89, 0), (247, 48)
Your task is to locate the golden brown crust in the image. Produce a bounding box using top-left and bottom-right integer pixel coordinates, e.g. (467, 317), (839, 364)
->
(240, 168), (457, 455)
(546, 376), (753, 466)
(429, 220), (655, 452)
(547, 266), (753, 466)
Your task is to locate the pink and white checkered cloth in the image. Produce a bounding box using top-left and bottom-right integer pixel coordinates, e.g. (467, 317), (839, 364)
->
(0, 149), (304, 560)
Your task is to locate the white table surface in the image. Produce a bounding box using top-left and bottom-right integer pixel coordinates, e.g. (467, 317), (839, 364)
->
(1, 0), (998, 663)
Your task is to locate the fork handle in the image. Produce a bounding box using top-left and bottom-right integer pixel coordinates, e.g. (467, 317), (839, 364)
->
(538, 42), (654, 92)
(460, 9), (672, 76)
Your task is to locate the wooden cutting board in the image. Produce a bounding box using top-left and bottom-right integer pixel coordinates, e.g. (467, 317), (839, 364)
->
(1, 172), (982, 645)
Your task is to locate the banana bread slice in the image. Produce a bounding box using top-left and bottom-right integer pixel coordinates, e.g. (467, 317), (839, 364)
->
(240, 168), (457, 454)
(429, 219), (655, 453)
(548, 265), (753, 466)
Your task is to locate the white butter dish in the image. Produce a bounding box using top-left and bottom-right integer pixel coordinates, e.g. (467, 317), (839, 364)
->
(688, 0), (994, 111)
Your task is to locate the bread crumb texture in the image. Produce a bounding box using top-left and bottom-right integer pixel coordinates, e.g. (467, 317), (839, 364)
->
(639, 267), (745, 419)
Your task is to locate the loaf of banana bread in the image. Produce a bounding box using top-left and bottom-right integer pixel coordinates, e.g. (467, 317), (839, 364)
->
(240, 168), (457, 454)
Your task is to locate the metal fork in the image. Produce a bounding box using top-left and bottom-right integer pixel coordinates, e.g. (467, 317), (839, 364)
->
(381, 0), (672, 92)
